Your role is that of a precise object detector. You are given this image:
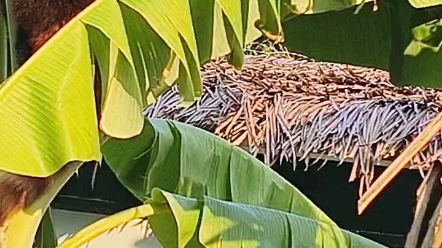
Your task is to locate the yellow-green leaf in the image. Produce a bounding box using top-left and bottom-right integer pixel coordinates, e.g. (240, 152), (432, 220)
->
(0, 23), (99, 176)
(102, 118), (336, 233)
(148, 188), (387, 248)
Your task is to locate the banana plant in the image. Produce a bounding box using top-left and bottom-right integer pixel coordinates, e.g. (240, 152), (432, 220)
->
(57, 188), (386, 248)
(57, 119), (386, 248)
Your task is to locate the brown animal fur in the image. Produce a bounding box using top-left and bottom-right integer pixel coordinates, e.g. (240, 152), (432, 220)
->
(12, 0), (95, 52)
(0, 0), (95, 230)
(0, 173), (52, 227)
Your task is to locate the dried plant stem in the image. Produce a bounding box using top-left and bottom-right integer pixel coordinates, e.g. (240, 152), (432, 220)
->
(56, 204), (168, 248)
(421, 196), (442, 247)
(405, 163), (442, 248)
(358, 111), (442, 214)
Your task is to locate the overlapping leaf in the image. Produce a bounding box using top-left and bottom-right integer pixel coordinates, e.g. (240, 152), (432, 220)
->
(408, 0), (442, 8)
(147, 188), (387, 248)
(53, 188), (386, 248)
(282, 0), (373, 15)
(34, 210), (57, 248)
(0, 22), (100, 176)
(102, 118), (339, 244)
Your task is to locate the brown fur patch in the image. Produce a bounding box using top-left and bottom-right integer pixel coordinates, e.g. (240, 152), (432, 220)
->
(12, 0), (95, 59)
(0, 173), (52, 228)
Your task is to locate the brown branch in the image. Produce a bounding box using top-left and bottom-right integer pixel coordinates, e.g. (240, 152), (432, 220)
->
(358, 111), (442, 214)
(405, 163), (442, 248)
(421, 195), (442, 248)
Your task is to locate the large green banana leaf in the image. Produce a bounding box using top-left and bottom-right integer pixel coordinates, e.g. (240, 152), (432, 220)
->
(149, 188), (386, 247)
(54, 187), (385, 248)
(102, 118), (363, 245)
(0, 22), (100, 177)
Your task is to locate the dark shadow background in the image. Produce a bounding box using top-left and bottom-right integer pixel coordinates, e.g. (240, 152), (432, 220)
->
(53, 158), (423, 248)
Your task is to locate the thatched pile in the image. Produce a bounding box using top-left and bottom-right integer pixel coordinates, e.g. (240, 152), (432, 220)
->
(144, 54), (442, 189)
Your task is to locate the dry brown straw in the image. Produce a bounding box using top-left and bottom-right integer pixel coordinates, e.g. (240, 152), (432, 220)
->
(145, 53), (442, 195)
(358, 112), (442, 214)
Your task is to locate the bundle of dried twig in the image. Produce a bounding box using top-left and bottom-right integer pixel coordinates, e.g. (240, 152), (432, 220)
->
(145, 54), (442, 190)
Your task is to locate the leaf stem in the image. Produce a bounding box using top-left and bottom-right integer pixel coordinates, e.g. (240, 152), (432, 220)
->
(56, 204), (168, 248)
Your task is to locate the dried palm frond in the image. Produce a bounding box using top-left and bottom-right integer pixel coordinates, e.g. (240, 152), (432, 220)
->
(145, 54), (442, 190)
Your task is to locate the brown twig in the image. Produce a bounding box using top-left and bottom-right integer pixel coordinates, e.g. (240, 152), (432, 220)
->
(405, 163), (442, 248)
(358, 112), (442, 214)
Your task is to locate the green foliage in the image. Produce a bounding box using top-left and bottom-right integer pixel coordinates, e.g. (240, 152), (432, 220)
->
(0, 0), (282, 176)
(0, 1), (7, 81)
(283, 3), (390, 70)
(103, 118), (334, 225)
(54, 189), (387, 248)
(283, 0), (442, 88)
(34, 210), (57, 248)
(409, 0), (442, 8)
(5, 0), (438, 246)
(148, 188), (387, 248)
(283, 0), (370, 15)
(0, 0), (17, 81)
(0, 22), (100, 177)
